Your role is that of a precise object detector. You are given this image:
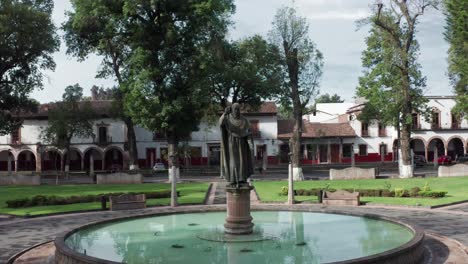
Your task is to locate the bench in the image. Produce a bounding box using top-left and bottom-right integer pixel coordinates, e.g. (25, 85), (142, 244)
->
(109, 194), (146, 211)
(322, 190), (360, 206)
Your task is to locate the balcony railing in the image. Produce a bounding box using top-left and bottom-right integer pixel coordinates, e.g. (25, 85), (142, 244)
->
(378, 129), (386, 137)
(96, 136), (112, 146)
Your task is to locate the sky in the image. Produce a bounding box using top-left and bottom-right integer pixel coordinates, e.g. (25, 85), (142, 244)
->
(31, 0), (451, 103)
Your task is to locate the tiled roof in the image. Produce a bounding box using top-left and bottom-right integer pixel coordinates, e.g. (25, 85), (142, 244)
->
(20, 100), (114, 118)
(278, 119), (356, 139)
(21, 101), (276, 118)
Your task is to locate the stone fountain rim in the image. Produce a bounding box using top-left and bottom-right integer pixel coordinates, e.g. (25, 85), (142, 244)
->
(54, 206), (425, 264)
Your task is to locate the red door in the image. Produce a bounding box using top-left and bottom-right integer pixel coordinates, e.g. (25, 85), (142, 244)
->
(331, 144), (340, 163)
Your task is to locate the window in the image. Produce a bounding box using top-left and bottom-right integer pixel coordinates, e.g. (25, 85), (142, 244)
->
(378, 123), (386, 137)
(342, 144), (353, 158)
(250, 120), (261, 138)
(153, 131), (165, 141)
(98, 126), (108, 144)
(411, 113), (419, 129)
(431, 110), (440, 129)
(451, 113), (460, 129)
(361, 123), (369, 137)
(11, 128), (21, 145)
(359, 144), (368, 156)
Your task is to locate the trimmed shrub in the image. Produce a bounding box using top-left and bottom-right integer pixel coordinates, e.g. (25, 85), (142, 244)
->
(410, 187), (421, 197)
(394, 188), (405, 197)
(280, 186), (288, 196)
(422, 182), (431, 192)
(418, 191), (447, 198)
(6, 190), (176, 208)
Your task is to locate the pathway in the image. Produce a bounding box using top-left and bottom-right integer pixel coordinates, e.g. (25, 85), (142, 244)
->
(1, 204), (468, 263)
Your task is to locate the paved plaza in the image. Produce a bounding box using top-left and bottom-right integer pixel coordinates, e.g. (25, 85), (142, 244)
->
(1, 200), (468, 263)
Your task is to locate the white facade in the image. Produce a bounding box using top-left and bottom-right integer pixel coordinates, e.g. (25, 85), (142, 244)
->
(1, 97), (466, 172)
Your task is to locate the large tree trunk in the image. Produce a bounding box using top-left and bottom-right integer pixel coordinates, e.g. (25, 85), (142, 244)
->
(285, 44), (304, 181)
(400, 66), (414, 178)
(65, 145), (71, 179)
(125, 118), (139, 170)
(168, 135), (179, 207)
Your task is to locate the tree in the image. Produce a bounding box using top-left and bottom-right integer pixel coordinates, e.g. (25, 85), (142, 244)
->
(0, 0), (59, 135)
(206, 35), (283, 109)
(315, 93), (344, 104)
(63, 0), (139, 170)
(269, 6), (324, 182)
(41, 84), (95, 176)
(356, 0), (438, 178)
(120, 0), (235, 206)
(444, 0), (468, 118)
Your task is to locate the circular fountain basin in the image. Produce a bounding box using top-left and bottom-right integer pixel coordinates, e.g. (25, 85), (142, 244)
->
(56, 211), (424, 264)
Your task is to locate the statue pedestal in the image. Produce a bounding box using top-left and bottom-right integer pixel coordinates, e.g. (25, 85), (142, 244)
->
(224, 185), (254, 235)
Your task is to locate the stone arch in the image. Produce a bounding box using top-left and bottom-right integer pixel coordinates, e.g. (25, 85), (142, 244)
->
(447, 136), (465, 160)
(427, 137), (446, 162)
(83, 147), (104, 171)
(17, 149), (36, 171)
(64, 147), (83, 171)
(410, 137), (426, 158)
(104, 146), (124, 171)
(42, 148), (63, 171)
(0, 149), (15, 172)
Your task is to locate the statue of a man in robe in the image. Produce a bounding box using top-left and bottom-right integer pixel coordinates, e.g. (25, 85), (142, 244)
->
(219, 103), (254, 188)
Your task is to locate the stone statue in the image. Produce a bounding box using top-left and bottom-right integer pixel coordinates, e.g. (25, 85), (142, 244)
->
(219, 103), (254, 187)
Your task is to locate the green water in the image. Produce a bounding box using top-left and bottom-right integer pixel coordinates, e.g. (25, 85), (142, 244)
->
(65, 211), (413, 264)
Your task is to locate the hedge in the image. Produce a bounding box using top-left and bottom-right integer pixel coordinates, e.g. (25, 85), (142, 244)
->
(284, 187), (447, 198)
(6, 190), (179, 208)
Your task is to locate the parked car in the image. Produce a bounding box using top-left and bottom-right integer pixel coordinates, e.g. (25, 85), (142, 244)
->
(437, 155), (452, 165)
(413, 155), (426, 166)
(152, 162), (166, 171)
(456, 154), (468, 164)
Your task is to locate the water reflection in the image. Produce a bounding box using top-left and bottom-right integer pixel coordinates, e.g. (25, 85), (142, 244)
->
(66, 211), (412, 264)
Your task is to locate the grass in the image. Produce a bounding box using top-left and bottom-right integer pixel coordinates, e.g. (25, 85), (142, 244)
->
(0, 183), (209, 216)
(253, 176), (468, 206)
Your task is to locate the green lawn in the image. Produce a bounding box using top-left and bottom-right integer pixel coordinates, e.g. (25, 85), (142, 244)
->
(253, 177), (468, 206)
(0, 183), (209, 216)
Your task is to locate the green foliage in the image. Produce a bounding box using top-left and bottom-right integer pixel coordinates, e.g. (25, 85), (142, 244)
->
(418, 191), (447, 198)
(269, 5), (323, 167)
(120, 0), (235, 145)
(444, 0), (468, 118)
(280, 186), (289, 196)
(0, 0), (60, 135)
(394, 188), (404, 197)
(423, 182), (431, 191)
(40, 84), (96, 152)
(315, 93), (344, 104)
(410, 186), (421, 197)
(204, 35), (283, 110)
(356, 11), (428, 128)
(383, 181), (392, 190)
(6, 191), (178, 208)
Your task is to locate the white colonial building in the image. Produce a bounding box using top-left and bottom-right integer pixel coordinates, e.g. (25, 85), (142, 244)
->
(0, 96), (466, 173)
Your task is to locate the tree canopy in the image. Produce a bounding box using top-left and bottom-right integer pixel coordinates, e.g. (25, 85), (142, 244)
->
(315, 93), (344, 104)
(40, 84), (96, 172)
(64, 0), (139, 168)
(444, 0), (468, 118)
(0, 0), (59, 135)
(269, 5), (323, 182)
(206, 35), (283, 109)
(356, 0), (438, 177)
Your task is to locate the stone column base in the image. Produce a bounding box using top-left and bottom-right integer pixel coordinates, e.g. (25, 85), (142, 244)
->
(224, 185), (254, 235)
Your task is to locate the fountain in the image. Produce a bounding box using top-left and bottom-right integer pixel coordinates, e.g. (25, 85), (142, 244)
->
(54, 106), (426, 263)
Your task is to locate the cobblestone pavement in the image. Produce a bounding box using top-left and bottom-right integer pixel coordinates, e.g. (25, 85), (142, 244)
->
(1, 204), (468, 263)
